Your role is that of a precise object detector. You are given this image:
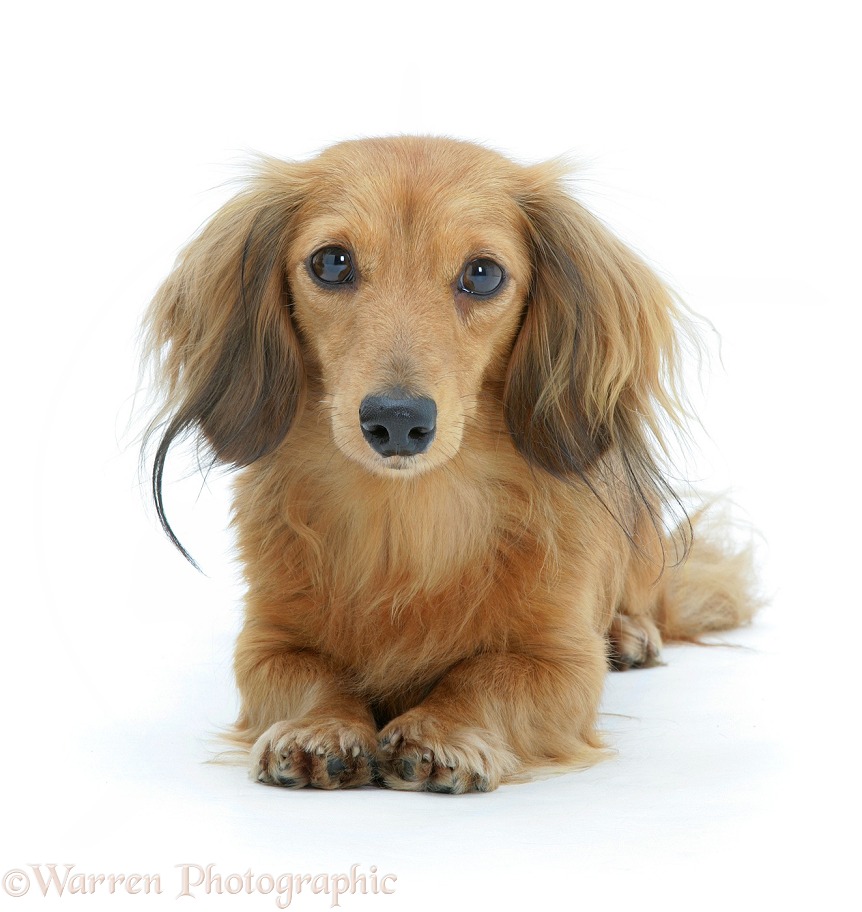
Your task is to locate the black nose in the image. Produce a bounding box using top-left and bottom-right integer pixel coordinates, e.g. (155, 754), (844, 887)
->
(359, 393), (437, 457)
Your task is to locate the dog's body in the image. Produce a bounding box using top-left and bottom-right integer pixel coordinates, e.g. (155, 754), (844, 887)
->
(145, 136), (755, 792)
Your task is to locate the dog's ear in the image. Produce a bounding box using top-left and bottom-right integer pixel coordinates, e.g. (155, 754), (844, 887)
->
(143, 161), (307, 560)
(506, 163), (688, 518)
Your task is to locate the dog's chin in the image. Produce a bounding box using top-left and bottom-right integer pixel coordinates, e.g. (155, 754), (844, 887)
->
(373, 456), (426, 477)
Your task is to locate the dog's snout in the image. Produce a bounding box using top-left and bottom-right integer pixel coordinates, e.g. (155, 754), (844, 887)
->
(359, 393), (437, 457)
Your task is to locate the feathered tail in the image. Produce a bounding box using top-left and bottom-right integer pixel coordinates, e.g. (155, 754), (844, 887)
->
(657, 501), (761, 641)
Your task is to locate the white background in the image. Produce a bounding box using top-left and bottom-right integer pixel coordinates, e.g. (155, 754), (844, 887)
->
(1, 1), (859, 909)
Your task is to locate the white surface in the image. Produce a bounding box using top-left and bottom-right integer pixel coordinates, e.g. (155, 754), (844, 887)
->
(2, 1), (859, 909)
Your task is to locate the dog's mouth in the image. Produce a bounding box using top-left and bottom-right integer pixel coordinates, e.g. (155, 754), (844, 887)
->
(377, 455), (422, 472)
(334, 448), (433, 481)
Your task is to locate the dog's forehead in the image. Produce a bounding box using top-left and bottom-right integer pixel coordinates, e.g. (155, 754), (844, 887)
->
(312, 135), (523, 195)
(294, 137), (529, 266)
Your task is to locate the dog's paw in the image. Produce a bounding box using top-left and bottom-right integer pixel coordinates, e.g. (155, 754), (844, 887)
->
(251, 719), (377, 789)
(608, 614), (663, 670)
(377, 711), (517, 794)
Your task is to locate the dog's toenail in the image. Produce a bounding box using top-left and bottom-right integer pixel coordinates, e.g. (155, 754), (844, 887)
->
(395, 758), (415, 780)
(326, 756), (347, 777)
(427, 781), (456, 794)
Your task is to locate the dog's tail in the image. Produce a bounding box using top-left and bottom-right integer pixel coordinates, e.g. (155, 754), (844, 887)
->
(656, 501), (761, 641)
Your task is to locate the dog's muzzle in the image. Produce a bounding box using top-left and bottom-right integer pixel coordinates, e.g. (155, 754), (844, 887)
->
(359, 392), (437, 458)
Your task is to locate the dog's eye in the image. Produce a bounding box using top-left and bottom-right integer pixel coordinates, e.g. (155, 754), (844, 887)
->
(459, 258), (505, 297)
(309, 246), (355, 285)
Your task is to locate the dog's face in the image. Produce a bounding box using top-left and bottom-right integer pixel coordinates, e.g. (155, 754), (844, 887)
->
(286, 140), (531, 478)
(146, 136), (685, 557)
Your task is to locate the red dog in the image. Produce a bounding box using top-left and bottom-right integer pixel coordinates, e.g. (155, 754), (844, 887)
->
(144, 137), (755, 792)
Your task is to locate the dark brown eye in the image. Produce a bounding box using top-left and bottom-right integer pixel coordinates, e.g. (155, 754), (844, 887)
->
(459, 258), (505, 297)
(309, 246), (355, 285)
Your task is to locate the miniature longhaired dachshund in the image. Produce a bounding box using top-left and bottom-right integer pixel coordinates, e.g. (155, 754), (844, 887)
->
(143, 136), (755, 793)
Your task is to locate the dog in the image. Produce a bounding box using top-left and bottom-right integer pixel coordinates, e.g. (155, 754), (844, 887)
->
(143, 136), (756, 793)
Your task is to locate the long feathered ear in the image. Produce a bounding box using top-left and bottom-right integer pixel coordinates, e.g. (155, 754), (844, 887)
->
(142, 161), (307, 564)
(506, 162), (690, 546)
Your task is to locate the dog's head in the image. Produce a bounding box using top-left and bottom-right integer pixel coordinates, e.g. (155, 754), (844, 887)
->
(144, 137), (686, 559)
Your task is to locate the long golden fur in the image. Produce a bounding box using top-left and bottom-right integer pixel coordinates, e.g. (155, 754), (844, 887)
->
(143, 136), (756, 793)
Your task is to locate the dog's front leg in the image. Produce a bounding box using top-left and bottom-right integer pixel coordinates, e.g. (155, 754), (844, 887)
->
(235, 624), (377, 789)
(377, 634), (607, 793)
